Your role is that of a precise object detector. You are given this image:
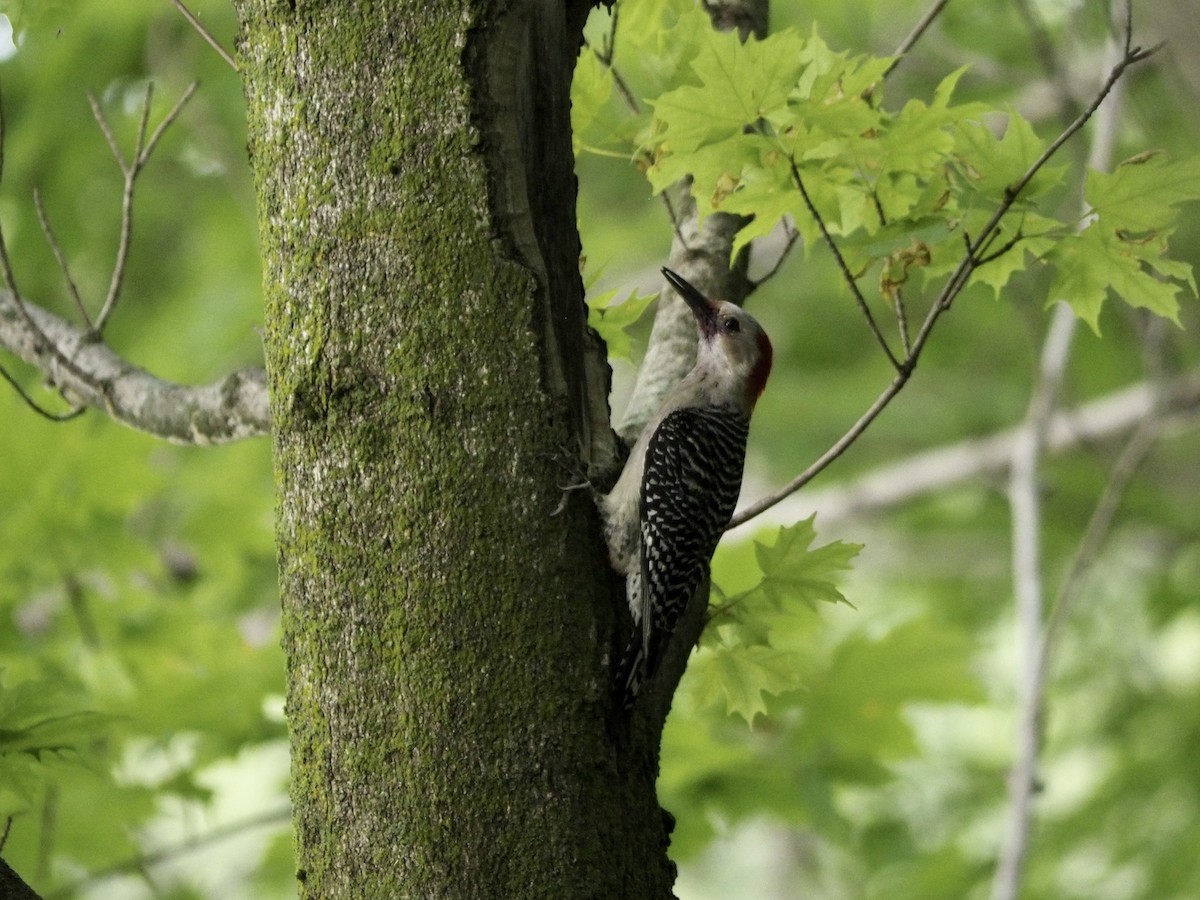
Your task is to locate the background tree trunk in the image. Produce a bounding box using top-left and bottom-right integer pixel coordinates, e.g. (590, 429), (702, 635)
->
(234, 0), (673, 895)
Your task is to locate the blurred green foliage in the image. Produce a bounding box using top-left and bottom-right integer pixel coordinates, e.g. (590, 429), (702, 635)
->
(0, 1), (285, 896)
(1, 0), (1199, 898)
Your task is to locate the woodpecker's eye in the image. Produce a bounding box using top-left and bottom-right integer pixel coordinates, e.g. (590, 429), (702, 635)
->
(723, 317), (740, 333)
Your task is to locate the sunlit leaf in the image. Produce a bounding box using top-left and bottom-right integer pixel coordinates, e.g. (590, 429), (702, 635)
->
(586, 286), (657, 359)
(754, 516), (862, 610)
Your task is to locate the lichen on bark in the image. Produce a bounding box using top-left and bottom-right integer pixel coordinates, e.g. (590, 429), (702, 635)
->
(234, 0), (675, 895)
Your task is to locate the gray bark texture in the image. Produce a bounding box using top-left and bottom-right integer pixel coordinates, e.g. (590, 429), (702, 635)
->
(234, 0), (676, 896)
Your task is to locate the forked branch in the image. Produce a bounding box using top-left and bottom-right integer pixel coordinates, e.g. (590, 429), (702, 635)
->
(88, 81), (197, 334)
(0, 82), (269, 443)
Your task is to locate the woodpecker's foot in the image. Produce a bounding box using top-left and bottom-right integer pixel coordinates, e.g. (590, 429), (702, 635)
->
(547, 445), (600, 516)
(551, 478), (597, 517)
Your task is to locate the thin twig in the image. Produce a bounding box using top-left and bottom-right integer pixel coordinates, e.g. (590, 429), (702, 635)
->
(1005, 48), (1159, 211)
(91, 83), (197, 334)
(0, 89), (95, 389)
(141, 80), (198, 167)
(584, 14), (683, 251)
(0, 362), (86, 421)
(589, 7), (640, 115)
(33, 187), (91, 328)
(50, 805), (292, 898)
(749, 218), (799, 288)
(883, 0), (954, 79)
(87, 92), (127, 170)
(170, 0), (239, 72)
(729, 366), (912, 528)
(789, 158), (902, 370)
(94, 84), (153, 333)
(975, 228), (1026, 267)
(734, 371), (1200, 530)
(894, 287), (912, 356)
(1042, 414), (1162, 674)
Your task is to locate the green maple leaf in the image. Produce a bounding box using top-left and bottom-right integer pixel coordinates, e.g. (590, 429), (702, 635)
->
(705, 644), (806, 722)
(651, 27), (807, 151)
(586, 287), (656, 360)
(754, 516), (862, 611)
(1049, 227), (1184, 332)
(1086, 151), (1200, 235)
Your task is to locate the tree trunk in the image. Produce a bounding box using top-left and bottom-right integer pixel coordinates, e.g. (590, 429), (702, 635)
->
(234, 0), (674, 895)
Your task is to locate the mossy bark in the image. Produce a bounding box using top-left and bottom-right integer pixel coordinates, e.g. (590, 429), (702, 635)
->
(234, 0), (674, 896)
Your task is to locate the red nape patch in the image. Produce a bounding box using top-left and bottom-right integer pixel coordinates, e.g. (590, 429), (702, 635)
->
(747, 329), (773, 406)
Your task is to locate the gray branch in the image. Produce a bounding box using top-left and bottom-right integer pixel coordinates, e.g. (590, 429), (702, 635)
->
(0, 290), (269, 444)
(738, 370), (1200, 530)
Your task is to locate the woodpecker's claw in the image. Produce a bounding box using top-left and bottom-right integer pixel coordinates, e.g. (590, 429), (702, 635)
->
(552, 478), (597, 517)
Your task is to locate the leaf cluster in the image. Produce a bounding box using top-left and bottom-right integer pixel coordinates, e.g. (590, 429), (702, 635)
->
(661, 519), (985, 861)
(575, 5), (1200, 331)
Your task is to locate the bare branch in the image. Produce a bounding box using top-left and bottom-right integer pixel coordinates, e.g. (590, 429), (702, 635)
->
(170, 0), (239, 72)
(748, 217), (799, 289)
(33, 188), (91, 328)
(0, 361), (85, 422)
(134, 82), (154, 168)
(882, 0), (954, 79)
(788, 158), (902, 371)
(0, 290), (270, 444)
(141, 80), (198, 167)
(51, 804), (290, 897)
(0, 75), (256, 442)
(98, 85), (147, 333)
(86, 83), (197, 335)
(997, 304), (1077, 900)
(732, 371), (1200, 530)
(87, 92), (127, 171)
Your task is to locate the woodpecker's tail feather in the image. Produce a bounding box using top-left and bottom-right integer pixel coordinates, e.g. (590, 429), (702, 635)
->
(613, 626), (670, 713)
(613, 630), (644, 713)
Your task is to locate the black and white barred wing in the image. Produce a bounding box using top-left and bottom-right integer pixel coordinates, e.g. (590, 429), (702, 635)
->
(617, 405), (748, 706)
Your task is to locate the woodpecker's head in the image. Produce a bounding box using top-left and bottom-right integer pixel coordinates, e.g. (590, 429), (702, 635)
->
(662, 267), (773, 409)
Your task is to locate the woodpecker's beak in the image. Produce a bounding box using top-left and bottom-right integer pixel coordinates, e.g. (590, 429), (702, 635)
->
(661, 267), (718, 328)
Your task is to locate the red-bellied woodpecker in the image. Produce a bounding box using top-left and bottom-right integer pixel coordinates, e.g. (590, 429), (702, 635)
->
(602, 267), (772, 710)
